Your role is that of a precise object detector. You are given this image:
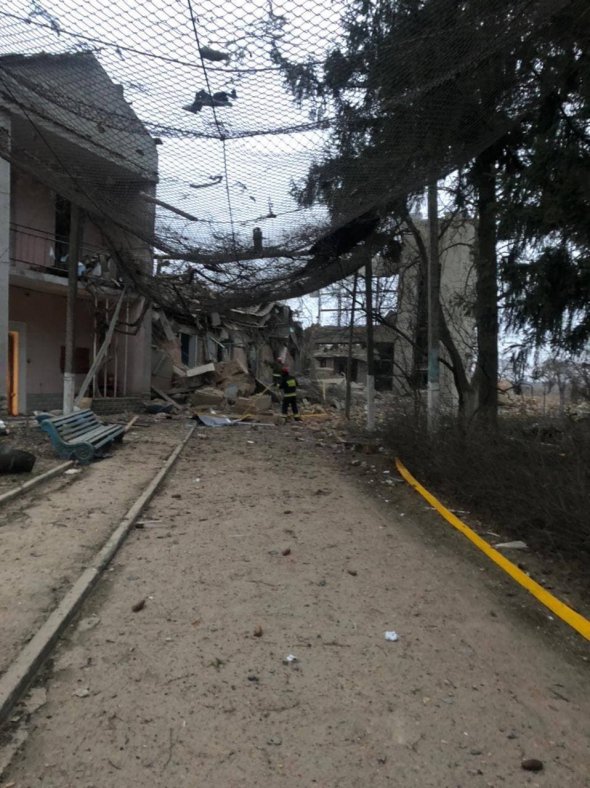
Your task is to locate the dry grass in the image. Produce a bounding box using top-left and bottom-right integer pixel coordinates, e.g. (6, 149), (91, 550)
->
(380, 407), (590, 563)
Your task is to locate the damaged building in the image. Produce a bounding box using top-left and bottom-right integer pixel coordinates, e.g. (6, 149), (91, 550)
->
(0, 52), (157, 415)
(151, 302), (303, 397)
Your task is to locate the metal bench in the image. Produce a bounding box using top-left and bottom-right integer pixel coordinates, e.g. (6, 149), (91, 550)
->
(38, 409), (125, 464)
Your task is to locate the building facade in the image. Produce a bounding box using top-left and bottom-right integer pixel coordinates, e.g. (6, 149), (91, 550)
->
(0, 52), (158, 414)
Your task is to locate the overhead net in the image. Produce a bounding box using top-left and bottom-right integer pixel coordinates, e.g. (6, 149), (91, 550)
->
(0, 0), (581, 314)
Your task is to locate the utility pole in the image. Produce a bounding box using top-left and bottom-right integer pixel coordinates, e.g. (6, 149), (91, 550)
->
(427, 179), (440, 431)
(364, 252), (376, 431)
(344, 273), (358, 420)
(63, 203), (83, 415)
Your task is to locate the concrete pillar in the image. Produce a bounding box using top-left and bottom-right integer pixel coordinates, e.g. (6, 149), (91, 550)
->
(0, 111), (11, 415)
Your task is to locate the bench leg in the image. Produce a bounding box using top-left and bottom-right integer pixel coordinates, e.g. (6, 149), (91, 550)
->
(74, 443), (95, 464)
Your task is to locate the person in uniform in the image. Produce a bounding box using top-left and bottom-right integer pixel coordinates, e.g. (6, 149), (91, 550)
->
(280, 367), (301, 421)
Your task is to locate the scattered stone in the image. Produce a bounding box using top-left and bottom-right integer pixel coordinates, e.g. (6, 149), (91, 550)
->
(267, 736), (282, 746)
(78, 614), (101, 632)
(521, 758), (543, 772)
(132, 599), (146, 612)
(253, 625), (263, 637)
(25, 687), (47, 714)
(347, 569), (358, 576)
(247, 675), (259, 682)
(73, 688), (90, 698)
(171, 494), (182, 499)
(281, 547), (291, 556)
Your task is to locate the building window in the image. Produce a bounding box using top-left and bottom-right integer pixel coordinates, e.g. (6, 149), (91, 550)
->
(180, 333), (198, 367)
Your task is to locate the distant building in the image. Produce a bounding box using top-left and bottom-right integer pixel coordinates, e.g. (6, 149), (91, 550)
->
(0, 52), (158, 414)
(304, 216), (476, 408)
(391, 217), (476, 407)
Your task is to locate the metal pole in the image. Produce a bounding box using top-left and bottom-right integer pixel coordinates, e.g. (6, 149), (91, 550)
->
(365, 253), (376, 431)
(62, 204), (82, 414)
(123, 301), (129, 396)
(345, 274), (358, 420)
(427, 180), (440, 431)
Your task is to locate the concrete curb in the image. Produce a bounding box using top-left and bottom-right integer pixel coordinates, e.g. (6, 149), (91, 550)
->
(0, 423), (196, 728)
(0, 461), (74, 507)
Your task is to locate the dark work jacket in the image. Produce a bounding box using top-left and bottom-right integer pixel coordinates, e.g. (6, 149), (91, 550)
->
(280, 375), (298, 397)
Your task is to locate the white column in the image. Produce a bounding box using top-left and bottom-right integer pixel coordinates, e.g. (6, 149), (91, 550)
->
(0, 111), (11, 415)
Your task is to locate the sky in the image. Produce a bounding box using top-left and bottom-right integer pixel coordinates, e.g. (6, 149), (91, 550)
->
(0, 0), (344, 252)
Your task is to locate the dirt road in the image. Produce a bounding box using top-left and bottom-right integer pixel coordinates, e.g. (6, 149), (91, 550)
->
(2, 423), (589, 787)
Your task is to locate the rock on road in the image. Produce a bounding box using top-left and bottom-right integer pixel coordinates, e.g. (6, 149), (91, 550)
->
(2, 424), (589, 787)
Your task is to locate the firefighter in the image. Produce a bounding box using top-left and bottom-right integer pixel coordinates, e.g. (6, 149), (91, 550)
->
(271, 358), (283, 389)
(280, 367), (301, 421)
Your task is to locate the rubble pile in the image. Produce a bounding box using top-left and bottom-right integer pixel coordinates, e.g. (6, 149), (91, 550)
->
(148, 358), (280, 420)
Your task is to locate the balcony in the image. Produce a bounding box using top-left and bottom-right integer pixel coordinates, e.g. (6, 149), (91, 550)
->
(9, 223), (113, 279)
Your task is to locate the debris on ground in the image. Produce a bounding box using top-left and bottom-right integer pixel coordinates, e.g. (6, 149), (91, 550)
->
(77, 615), (101, 632)
(495, 540), (529, 551)
(0, 447), (36, 474)
(521, 758), (543, 772)
(283, 654), (298, 664)
(131, 599), (146, 612)
(384, 631), (399, 642)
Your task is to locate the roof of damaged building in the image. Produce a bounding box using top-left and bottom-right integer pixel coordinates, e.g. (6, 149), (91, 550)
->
(0, 51), (158, 183)
(309, 323), (397, 345)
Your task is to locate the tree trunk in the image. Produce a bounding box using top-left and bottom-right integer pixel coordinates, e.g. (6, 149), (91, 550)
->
(473, 148), (498, 428)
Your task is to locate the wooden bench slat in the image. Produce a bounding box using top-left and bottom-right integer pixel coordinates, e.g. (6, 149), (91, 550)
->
(38, 409), (125, 464)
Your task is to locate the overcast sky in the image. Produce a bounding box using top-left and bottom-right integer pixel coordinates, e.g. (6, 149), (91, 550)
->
(1, 0), (344, 252)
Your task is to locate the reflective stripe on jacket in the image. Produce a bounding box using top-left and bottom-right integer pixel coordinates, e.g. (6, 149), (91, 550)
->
(281, 375), (298, 397)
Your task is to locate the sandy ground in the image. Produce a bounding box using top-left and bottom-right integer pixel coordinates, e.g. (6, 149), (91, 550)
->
(0, 420), (186, 674)
(1, 422), (589, 787)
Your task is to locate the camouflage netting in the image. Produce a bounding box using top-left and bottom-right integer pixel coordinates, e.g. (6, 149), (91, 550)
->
(0, 0), (580, 313)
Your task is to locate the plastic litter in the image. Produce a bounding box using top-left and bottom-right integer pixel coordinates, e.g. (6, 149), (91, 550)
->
(64, 468), (82, 475)
(495, 540), (528, 550)
(283, 654), (298, 664)
(384, 631), (399, 642)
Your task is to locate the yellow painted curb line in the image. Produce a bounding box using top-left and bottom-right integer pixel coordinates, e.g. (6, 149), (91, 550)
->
(395, 458), (590, 642)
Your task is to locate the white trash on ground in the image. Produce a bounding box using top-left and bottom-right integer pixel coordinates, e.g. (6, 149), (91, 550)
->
(384, 631), (399, 642)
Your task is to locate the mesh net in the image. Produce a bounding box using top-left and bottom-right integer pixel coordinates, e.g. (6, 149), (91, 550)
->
(0, 0), (580, 313)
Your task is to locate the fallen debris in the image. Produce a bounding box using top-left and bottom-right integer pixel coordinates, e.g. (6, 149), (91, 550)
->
(495, 540), (529, 551)
(132, 599), (146, 613)
(521, 758), (543, 772)
(384, 631), (399, 642)
(253, 625), (263, 637)
(77, 615), (101, 632)
(0, 447), (36, 474)
(198, 45), (230, 63)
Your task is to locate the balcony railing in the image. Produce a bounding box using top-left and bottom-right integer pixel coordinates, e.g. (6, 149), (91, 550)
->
(9, 223), (114, 278)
